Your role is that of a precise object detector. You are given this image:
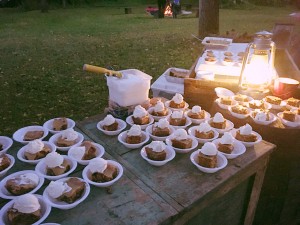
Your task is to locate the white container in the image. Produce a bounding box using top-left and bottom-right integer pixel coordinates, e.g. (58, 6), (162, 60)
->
(106, 69), (152, 107)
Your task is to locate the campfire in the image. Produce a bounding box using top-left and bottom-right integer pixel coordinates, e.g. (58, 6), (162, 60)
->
(164, 4), (172, 17)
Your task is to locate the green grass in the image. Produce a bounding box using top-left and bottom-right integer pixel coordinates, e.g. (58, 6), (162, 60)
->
(0, 5), (295, 135)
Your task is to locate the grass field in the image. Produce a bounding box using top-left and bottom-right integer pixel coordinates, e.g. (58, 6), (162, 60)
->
(0, 5), (296, 135)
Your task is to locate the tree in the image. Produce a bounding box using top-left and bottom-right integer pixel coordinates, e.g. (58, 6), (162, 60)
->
(40, 0), (49, 12)
(198, 0), (219, 38)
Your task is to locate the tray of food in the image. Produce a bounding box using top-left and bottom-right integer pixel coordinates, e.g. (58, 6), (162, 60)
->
(164, 67), (190, 84)
(201, 37), (233, 49)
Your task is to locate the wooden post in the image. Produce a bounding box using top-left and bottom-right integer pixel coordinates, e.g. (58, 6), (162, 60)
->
(198, 0), (219, 38)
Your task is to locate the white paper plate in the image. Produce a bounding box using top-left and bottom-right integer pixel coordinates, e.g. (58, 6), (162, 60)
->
(0, 170), (44, 199)
(13, 126), (49, 145)
(0, 154), (15, 178)
(140, 145), (175, 166)
(230, 129), (262, 147)
(43, 118), (76, 134)
(145, 125), (175, 141)
(117, 130), (150, 149)
(125, 115), (154, 130)
(96, 118), (127, 136)
(212, 139), (246, 159)
(68, 143), (105, 165)
(262, 98), (286, 110)
(48, 132), (84, 152)
(167, 116), (192, 130)
(0, 136), (13, 154)
(250, 111), (277, 125)
(215, 98), (238, 110)
(246, 100), (272, 111)
(165, 135), (198, 154)
(185, 110), (211, 124)
(187, 126), (219, 144)
(208, 118), (235, 134)
(43, 177), (90, 210)
(277, 112), (300, 127)
(164, 100), (189, 112)
(82, 160), (123, 188)
(228, 106), (250, 119)
(214, 87), (235, 98)
(201, 37), (232, 48)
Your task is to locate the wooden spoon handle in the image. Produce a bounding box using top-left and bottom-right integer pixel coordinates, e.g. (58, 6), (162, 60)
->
(83, 64), (122, 78)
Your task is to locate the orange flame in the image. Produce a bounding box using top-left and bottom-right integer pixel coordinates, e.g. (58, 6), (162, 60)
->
(164, 4), (172, 17)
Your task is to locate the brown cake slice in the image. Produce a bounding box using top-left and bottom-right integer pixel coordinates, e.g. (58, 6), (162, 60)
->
(24, 131), (44, 141)
(169, 117), (186, 126)
(231, 105), (248, 114)
(249, 101), (265, 110)
(56, 136), (76, 147)
(218, 143), (234, 154)
(0, 143), (3, 151)
(235, 130), (257, 142)
(282, 111), (296, 122)
(24, 146), (51, 160)
(169, 69), (188, 78)
(152, 108), (168, 116)
(220, 97), (232, 105)
(46, 159), (70, 176)
(145, 147), (166, 161)
(0, 154), (11, 171)
(171, 138), (192, 149)
(169, 100), (185, 109)
(57, 178), (85, 204)
(91, 164), (118, 182)
(234, 94), (249, 102)
(126, 134), (142, 144)
(53, 117), (68, 131)
(198, 152), (217, 168)
(152, 126), (170, 137)
(187, 110), (205, 119)
(80, 141), (97, 160)
(7, 208), (41, 225)
(252, 110), (271, 121)
(132, 115), (150, 125)
(287, 97), (300, 107)
(195, 130), (214, 139)
(210, 120), (226, 129)
(265, 96), (282, 105)
(5, 178), (37, 196)
(102, 121), (118, 131)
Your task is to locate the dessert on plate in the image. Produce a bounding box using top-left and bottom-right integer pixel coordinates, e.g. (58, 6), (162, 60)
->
(169, 68), (188, 78)
(24, 140), (51, 160)
(24, 131), (44, 141)
(0, 154), (11, 171)
(47, 177), (85, 204)
(282, 110), (296, 122)
(102, 114), (118, 131)
(45, 152), (70, 176)
(89, 158), (118, 183)
(231, 105), (248, 115)
(249, 100), (266, 110)
(235, 124), (257, 142)
(126, 125), (142, 144)
(145, 141), (167, 161)
(132, 105), (150, 125)
(152, 119), (171, 137)
(187, 105), (205, 119)
(151, 100), (169, 116)
(252, 109), (271, 121)
(169, 111), (186, 126)
(56, 128), (78, 147)
(195, 122), (214, 139)
(5, 172), (39, 195)
(265, 96), (282, 105)
(286, 97), (300, 108)
(0, 143), (3, 151)
(7, 194), (42, 225)
(169, 93), (186, 109)
(206, 50), (215, 57)
(171, 129), (192, 149)
(198, 142), (218, 168)
(205, 57), (217, 63)
(220, 96), (233, 105)
(71, 141), (97, 161)
(233, 94), (249, 102)
(224, 51), (233, 57)
(52, 117), (68, 131)
(217, 132), (234, 154)
(210, 113), (226, 129)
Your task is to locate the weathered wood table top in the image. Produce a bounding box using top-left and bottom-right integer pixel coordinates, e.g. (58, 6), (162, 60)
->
(0, 114), (275, 225)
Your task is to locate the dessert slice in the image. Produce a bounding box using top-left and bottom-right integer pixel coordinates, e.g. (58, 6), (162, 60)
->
(210, 112), (226, 129)
(217, 132), (234, 154)
(220, 97), (232, 105)
(187, 105), (205, 119)
(56, 128), (78, 147)
(235, 124), (257, 142)
(198, 142), (218, 168)
(80, 141), (97, 160)
(126, 125), (142, 144)
(53, 117), (68, 131)
(265, 96), (282, 105)
(151, 100), (168, 116)
(195, 122), (214, 139)
(132, 105), (150, 125)
(45, 152), (70, 176)
(282, 110), (296, 122)
(0, 143), (3, 151)
(5, 173), (39, 196)
(249, 100), (265, 110)
(287, 97), (300, 107)
(89, 158), (118, 183)
(24, 140), (50, 160)
(252, 109), (271, 121)
(145, 141), (167, 161)
(234, 94), (249, 102)
(24, 131), (44, 141)
(231, 105), (248, 114)
(152, 119), (171, 137)
(102, 114), (119, 131)
(169, 69), (188, 78)
(169, 111), (186, 126)
(171, 129), (192, 149)
(0, 154), (11, 171)
(169, 93), (185, 108)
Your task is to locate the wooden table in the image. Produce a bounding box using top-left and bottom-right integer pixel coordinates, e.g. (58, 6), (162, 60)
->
(0, 116), (275, 225)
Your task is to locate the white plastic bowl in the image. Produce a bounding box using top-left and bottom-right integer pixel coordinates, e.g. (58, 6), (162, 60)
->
(277, 112), (300, 128)
(230, 129), (263, 147)
(117, 130), (150, 149)
(212, 139), (246, 159)
(284, 100), (299, 111)
(165, 135), (198, 154)
(82, 160), (123, 188)
(187, 126), (219, 144)
(48, 131), (84, 152)
(167, 116), (192, 130)
(68, 143), (105, 165)
(0, 194), (51, 225)
(250, 111), (277, 125)
(185, 110), (211, 125)
(13, 126), (49, 145)
(147, 107), (172, 121)
(43, 118), (76, 135)
(221, 59), (234, 66)
(125, 115), (154, 130)
(228, 106), (250, 119)
(43, 177), (90, 210)
(145, 125), (175, 141)
(140, 145), (175, 166)
(214, 87), (234, 98)
(215, 98), (238, 110)
(0, 136), (13, 154)
(190, 150), (228, 173)
(0, 154), (15, 178)
(164, 100), (189, 112)
(0, 170), (44, 199)
(35, 156), (77, 181)
(232, 95), (254, 103)
(96, 118), (127, 136)
(262, 98), (286, 110)
(208, 118), (235, 134)
(17, 141), (57, 165)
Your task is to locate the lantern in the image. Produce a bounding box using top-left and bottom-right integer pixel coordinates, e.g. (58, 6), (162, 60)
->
(238, 31), (277, 99)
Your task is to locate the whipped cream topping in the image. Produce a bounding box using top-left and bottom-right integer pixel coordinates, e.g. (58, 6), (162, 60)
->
(172, 93), (184, 104)
(13, 194), (41, 214)
(61, 128), (78, 141)
(171, 111), (183, 119)
(213, 112), (225, 123)
(133, 105), (148, 118)
(127, 124), (142, 136)
(154, 101), (165, 112)
(196, 122), (212, 133)
(239, 123), (252, 135)
(200, 142), (217, 156)
(71, 146), (86, 160)
(255, 111), (267, 121)
(148, 141), (166, 153)
(45, 152), (64, 168)
(156, 118), (169, 129)
(19, 172), (39, 185)
(103, 114), (116, 126)
(25, 139), (44, 154)
(220, 132), (234, 145)
(89, 158), (107, 174)
(0, 156), (4, 164)
(191, 105), (202, 114)
(173, 128), (188, 140)
(47, 180), (72, 199)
